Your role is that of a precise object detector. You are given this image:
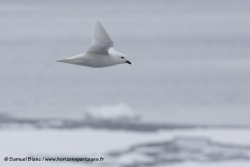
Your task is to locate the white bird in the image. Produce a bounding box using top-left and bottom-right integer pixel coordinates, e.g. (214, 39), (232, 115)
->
(57, 21), (131, 68)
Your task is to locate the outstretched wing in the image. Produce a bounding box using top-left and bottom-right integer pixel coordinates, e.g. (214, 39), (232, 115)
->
(87, 21), (113, 54)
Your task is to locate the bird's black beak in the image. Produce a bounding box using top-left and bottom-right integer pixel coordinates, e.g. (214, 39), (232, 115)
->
(126, 60), (131, 65)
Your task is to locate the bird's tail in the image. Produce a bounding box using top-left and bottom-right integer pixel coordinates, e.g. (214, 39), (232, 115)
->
(56, 59), (68, 63)
(56, 58), (77, 64)
(56, 58), (84, 66)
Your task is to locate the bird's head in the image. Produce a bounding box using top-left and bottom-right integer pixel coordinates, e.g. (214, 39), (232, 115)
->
(119, 54), (131, 65)
(110, 49), (131, 65)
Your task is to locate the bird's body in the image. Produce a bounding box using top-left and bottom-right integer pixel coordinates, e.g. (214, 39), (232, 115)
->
(58, 48), (127, 68)
(57, 21), (131, 68)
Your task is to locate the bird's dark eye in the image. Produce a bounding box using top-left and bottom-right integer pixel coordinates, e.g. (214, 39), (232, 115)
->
(121, 57), (124, 59)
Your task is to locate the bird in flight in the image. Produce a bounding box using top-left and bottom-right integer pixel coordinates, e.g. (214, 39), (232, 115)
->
(57, 21), (131, 68)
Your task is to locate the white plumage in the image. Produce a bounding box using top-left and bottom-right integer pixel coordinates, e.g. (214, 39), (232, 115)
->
(57, 21), (131, 68)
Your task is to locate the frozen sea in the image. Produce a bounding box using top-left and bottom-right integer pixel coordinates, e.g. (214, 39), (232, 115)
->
(1, 114), (250, 167)
(1, 0), (250, 166)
